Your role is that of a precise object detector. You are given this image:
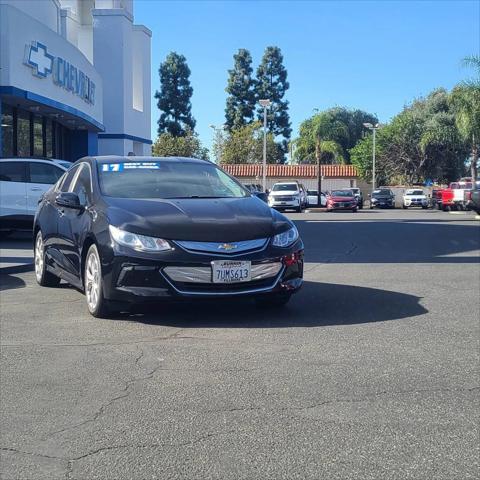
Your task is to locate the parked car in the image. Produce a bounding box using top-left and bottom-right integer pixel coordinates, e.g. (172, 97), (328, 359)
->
(370, 188), (395, 209)
(0, 158), (67, 233)
(299, 184), (308, 210)
(402, 188), (428, 209)
(244, 183), (263, 193)
(268, 181), (306, 212)
(33, 156), (304, 317)
(306, 190), (327, 207)
(348, 188), (364, 209)
(326, 189), (358, 212)
(464, 180), (480, 214)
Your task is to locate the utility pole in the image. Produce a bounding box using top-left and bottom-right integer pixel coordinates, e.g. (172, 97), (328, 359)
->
(363, 122), (383, 197)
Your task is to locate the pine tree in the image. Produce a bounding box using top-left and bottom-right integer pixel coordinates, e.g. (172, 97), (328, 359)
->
(255, 46), (291, 154)
(225, 49), (255, 131)
(155, 52), (196, 136)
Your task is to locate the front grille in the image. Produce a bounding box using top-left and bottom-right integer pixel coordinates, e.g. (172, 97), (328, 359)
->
(274, 196), (294, 202)
(163, 262), (282, 284)
(170, 276), (277, 293)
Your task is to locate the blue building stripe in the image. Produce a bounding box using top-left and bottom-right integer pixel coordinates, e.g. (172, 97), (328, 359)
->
(0, 86), (104, 131)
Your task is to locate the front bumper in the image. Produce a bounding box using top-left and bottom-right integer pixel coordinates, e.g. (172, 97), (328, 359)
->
(100, 239), (304, 303)
(371, 200), (393, 208)
(268, 197), (301, 209)
(327, 202), (356, 210)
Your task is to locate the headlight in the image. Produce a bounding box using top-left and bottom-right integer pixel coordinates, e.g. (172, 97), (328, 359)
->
(109, 225), (172, 252)
(272, 225), (299, 247)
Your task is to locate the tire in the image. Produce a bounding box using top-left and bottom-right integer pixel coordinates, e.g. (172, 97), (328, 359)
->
(34, 231), (60, 287)
(352, 208), (357, 213)
(296, 206), (302, 213)
(255, 293), (292, 308)
(84, 244), (111, 318)
(403, 205), (408, 209)
(369, 205), (374, 209)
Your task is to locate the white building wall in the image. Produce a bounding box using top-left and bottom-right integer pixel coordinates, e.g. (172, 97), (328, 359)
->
(240, 177), (356, 191)
(0, 0), (61, 33)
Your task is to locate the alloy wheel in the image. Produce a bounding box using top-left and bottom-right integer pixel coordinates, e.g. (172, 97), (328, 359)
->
(85, 251), (100, 311)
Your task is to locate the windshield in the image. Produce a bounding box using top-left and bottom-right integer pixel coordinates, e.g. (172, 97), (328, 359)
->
(272, 183), (298, 192)
(307, 190), (318, 195)
(331, 190), (352, 197)
(98, 160), (249, 199)
(406, 190), (424, 196)
(373, 189), (392, 196)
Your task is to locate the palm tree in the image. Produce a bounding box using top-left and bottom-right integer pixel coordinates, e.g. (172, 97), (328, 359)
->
(450, 55), (480, 181)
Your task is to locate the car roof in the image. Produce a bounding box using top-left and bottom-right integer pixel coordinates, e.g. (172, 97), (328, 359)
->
(92, 155), (212, 165)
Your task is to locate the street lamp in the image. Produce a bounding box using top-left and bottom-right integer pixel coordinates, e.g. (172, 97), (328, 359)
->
(259, 99), (271, 192)
(209, 124), (226, 164)
(363, 122), (382, 194)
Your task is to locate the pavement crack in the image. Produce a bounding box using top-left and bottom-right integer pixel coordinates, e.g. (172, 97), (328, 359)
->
(43, 355), (165, 441)
(0, 446), (66, 461)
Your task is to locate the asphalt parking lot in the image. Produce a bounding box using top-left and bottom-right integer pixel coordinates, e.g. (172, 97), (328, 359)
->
(1, 209), (479, 480)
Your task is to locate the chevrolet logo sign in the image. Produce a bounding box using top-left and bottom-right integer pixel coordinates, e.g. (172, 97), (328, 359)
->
(218, 243), (237, 251)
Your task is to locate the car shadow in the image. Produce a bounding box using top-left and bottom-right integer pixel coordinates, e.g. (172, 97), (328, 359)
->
(110, 280), (428, 328)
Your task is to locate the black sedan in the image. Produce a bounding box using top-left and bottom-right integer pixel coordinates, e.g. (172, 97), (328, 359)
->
(34, 156), (304, 317)
(370, 188), (396, 209)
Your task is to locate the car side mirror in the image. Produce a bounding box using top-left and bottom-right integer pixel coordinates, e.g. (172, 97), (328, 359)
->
(55, 192), (83, 211)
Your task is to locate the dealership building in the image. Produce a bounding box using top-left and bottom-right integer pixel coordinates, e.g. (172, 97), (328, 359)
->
(0, 0), (152, 161)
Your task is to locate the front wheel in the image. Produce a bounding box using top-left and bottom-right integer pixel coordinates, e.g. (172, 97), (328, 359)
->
(255, 293), (292, 308)
(84, 244), (111, 318)
(296, 205), (302, 213)
(403, 205), (408, 209)
(351, 208), (357, 213)
(34, 231), (60, 287)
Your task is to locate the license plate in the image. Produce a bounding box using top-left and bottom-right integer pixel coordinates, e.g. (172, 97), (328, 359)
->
(212, 260), (251, 284)
(281, 202), (287, 205)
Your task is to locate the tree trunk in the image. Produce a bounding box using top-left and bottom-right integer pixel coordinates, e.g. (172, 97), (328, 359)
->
(471, 133), (478, 182)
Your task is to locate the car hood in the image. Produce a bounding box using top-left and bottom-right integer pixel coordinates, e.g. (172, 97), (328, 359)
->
(104, 196), (291, 242)
(269, 190), (299, 196)
(404, 195), (426, 199)
(372, 195), (392, 200)
(330, 196), (355, 202)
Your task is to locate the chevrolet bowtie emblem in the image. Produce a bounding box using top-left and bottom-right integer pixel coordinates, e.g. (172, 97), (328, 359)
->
(218, 243), (237, 251)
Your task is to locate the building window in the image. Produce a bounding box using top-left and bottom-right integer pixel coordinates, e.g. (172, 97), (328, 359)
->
(17, 110), (31, 157)
(33, 114), (44, 157)
(45, 119), (53, 158)
(1, 103), (14, 157)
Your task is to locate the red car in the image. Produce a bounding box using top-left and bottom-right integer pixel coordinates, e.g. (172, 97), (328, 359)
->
(326, 190), (358, 212)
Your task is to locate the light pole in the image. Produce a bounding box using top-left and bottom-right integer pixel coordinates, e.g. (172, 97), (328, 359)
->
(259, 99), (271, 192)
(209, 124), (226, 164)
(363, 122), (382, 195)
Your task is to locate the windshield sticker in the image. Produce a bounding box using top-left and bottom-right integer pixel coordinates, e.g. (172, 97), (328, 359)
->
(102, 162), (161, 172)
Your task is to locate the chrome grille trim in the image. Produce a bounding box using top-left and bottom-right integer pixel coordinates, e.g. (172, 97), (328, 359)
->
(163, 262), (283, 284)
(174, 238), (269, 256)
(160, 266), (286, 296)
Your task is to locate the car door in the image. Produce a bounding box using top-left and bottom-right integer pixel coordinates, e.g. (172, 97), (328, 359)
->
(26, 161), (65, 216)
(56, 163), (93, 282)
(0, 160), (28, 228)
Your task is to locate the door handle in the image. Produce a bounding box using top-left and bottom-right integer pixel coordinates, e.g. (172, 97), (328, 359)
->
(30, 187), (42, 191)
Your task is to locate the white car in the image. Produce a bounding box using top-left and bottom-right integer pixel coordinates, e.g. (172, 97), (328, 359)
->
(307, 189), (327, 207)
(403, 188), (428, 209)
(0, 158), (67, 233)
(268, 182), (305, 212)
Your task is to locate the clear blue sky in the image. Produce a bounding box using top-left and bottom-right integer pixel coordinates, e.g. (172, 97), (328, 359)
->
(134, 0), (479, 152)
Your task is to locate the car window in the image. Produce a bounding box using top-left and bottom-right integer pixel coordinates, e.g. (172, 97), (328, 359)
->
(98, 160), (249, 199)
(272, 183), (298, 191)
(70, 164), (92, 205)
(0, 162), (26, 182)
(59, 165), (80, 192)
(28, 162), (64, 185)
